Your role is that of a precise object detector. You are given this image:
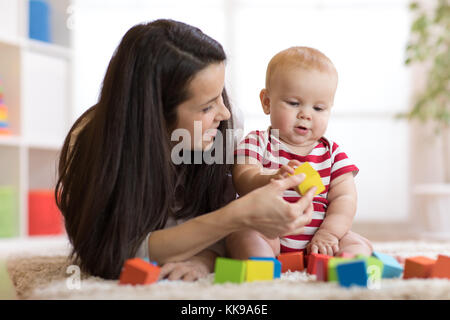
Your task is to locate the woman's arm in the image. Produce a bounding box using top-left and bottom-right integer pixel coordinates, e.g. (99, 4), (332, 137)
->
(148, 174), (316, 265)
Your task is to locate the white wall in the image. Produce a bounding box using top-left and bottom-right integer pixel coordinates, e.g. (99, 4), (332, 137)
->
(71, 0), (412, 222)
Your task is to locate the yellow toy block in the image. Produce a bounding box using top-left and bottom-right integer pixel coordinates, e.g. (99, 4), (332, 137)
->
(0, 108), (7, 121)
(245, 260), (274, 282)
(290, 162), (325, 195)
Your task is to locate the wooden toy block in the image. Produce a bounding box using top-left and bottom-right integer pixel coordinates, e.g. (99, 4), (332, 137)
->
(338, 252), (356, 258)
(277, 251), (304, 272)
(0, 259), (16, 300)
(28, 190), (63, 236)
(372, 251), (403, 278)
(246, 260), (274, 282)
(315, 255), (333, 281)
(327, 257), (354, 282)
(307, 253), (332, 275)
(250, 257), (281, 278)
(403, 256), (436, 279)
(336, 260), (368, 288)
(214, 257), (247, 284)
(142, 257), (158, 266)
(119, 258), (160, 285)
(430, 255), (450, 279)
(356, 255), (384, 284)
(290, 162), (326, 195)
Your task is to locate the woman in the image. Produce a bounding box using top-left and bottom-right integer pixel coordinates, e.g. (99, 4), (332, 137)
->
(56, 19), (315, 281)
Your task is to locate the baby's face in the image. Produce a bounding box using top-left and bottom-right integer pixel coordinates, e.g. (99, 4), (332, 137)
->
(261, 66), (337, 152)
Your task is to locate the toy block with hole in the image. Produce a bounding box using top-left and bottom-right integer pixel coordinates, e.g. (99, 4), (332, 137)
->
(245, 260), (274, 282)
(250, 257), (281, 279)
(277, 251), (304, 272)
(307, 253), (332, 275)
(289, 162), (326, 195)
(371, 251), (403, 278)
(214, 257), (247, 284)
(327, 257), (353, 282)
(336, 260), (368, 288)
(119, 258), (160, 285)
(430, 255), (450, 279)
(314, 255), (333, 281)
(356, 255), (384, 284)
(403, 256), (436, 279)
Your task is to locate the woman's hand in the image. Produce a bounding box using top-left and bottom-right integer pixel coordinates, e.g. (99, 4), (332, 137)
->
(158, 250), (216, 281)
(234, 174), (316, 239)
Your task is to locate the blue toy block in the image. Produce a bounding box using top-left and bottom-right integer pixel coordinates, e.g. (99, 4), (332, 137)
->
(142, 257), (158, 266)
(372, 251), (403, 278)
(249, 257), (281, 279)
(29, 0), (51, 43)
(336, 260), (368, 288)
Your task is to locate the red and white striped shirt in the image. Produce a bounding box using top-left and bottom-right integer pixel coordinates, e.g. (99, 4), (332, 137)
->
(234, 128), (359, 253)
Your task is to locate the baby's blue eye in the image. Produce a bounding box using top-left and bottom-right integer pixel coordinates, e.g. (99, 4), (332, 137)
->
(314, 106), (324, 111)
(287, 101), (299, 106)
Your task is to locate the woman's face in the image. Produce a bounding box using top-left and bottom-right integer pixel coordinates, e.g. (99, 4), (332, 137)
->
(174, 62), (231, 151)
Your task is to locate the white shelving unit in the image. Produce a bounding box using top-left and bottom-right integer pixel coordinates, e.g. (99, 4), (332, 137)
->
(0, 0), (73, 238)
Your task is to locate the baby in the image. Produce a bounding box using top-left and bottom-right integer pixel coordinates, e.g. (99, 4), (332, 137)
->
(226, 46), (373, 259)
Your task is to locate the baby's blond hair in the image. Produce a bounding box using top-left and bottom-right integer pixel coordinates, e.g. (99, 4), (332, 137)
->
(265, 46), (337, 90)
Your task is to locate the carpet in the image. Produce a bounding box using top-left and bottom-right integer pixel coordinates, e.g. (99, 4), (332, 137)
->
(4, 240), (450, 300)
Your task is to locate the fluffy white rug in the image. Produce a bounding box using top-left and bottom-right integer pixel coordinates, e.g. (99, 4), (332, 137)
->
(4, 239), (450, 300)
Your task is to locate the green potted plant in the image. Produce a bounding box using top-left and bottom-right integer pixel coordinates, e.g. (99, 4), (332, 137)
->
(401, 0), (449, 239)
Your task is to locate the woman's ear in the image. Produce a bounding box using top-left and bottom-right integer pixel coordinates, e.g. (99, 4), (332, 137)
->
(260, 89), (271, 115)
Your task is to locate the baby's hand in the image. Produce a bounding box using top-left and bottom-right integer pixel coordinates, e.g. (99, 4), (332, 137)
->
(307, 229), (340, 256)
(273, 160), (302, 180)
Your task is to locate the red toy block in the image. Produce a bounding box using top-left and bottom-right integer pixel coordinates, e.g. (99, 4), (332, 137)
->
(430, 255), (450, 279)
(338, 252), (355, 258)
(119, 258), (160, 285)
(28, 190), (63, 236)
(277, 252), (304, 272)
(315, 255), (333, 281)
(403, 256), (436, 279)
(307, 253), (332, 275)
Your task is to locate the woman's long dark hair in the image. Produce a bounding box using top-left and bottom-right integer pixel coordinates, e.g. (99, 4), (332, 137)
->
(55, 19), (234, 279)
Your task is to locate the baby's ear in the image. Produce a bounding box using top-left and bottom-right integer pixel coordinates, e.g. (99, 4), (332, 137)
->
(260, 89), (271, 115)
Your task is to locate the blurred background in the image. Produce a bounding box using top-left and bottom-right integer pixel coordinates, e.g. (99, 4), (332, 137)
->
(0, 0), (448, 246)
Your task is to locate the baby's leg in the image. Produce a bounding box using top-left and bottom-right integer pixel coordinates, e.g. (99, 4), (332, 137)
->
(225, 230), (280, 260)
(336, 231), (373, 257)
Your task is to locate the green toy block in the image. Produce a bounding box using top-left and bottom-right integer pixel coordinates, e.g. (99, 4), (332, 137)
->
(356, 255), (384, 287)
(214, 257), (247, 284)
(0, 259), (16, 299)
(0, 186), (19, 238)
(327, 257), (352, 282)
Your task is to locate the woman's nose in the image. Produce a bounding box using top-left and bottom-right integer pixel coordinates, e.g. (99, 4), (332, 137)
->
(216, 99), (231, 121)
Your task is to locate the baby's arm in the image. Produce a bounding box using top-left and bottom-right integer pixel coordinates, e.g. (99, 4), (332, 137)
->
(307, 172), (357, 255)
(232, 157), (301, 196)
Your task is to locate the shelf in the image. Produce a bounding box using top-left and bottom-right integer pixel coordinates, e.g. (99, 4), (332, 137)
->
(0, 0), (73, 239)
(0, 135), (23, 147)
(24, 38), (73, 60)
